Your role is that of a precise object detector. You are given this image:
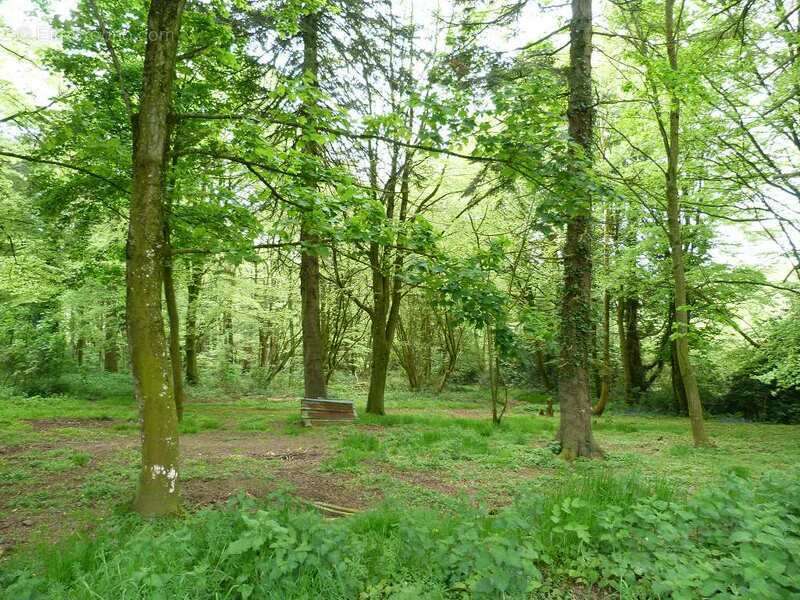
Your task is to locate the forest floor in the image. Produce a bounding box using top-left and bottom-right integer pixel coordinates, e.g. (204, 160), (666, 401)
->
(1, 385), (799, 559)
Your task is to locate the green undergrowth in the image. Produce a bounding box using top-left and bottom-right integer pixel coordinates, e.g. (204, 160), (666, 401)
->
(179, 415), (223, 434)
(325, 416), (559, 474)
(2, 470), (798, 600)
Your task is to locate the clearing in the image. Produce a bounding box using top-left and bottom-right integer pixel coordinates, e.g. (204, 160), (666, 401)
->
(1, 387), (797, 559)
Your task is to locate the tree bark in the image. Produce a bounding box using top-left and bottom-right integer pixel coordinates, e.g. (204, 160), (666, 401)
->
(395, 318), (421, 391)
(671, 340), (689, 414)
(665, 0), (711, 447)
(592, 290), (611, 416)
(127, 0), (185, 517)
(163, 250), (185, 421)
(76, 336), (85, 367)
(103, 308), (119, 373)
(557, 0), (602, 458)
(366, 312), (391, 415)
(364, 147), (409, 415)
(299, 10), (327, 400)
(623, 297), (645, 402)
(593, 206), (613, 416)
(184, 262), (202, 385)
(258, 326), (269, 369)
(535, 345), (554, 416)
(222, 307), (235, 363)
(365, 234), (401, 415)
(300, 226), (326, 398)
(535, 346), (552, 391)
(436, 310), (463, 394)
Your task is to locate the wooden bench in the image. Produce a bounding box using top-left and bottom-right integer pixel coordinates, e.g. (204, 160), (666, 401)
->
(300, 398), (357, 426)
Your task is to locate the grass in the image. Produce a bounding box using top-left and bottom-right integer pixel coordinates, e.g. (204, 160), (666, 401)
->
(1, 376), (799, 596)
(2, 468), (798, 599)
(179, 415), (223, 434)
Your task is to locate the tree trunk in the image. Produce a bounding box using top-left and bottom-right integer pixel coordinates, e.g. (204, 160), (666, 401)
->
(665, 0), (711, 447)
(184, 262), (202, 385)
(258, 326), (268, 369)
(300, 226), (327, 398)
(616, 296), (645, 404)
(127, 0), (185, 517)
(593, 290), (611, 416)
(535, 346), (554, 416)
(103, 308), (119, 373)
(222, 308), (234, 363)
(535, 346), (552, 391)
(365, 151), (409, 415)
(591, 321), (601, 399)
(366, 313), (390, 415)
(489, 327), (499, 423)
(298, 11), (327, 400)
(365, 240), (404, 415)
(366, 254), (397, 415)
(616, 297), (628, 395)
(76, 336), (85, 367)
(557, 0), (601, 458)
(163, 251), (185, 421)
(395, 318), (421, 391)
(593, 206), (612, 416)
(436, 311), (462, 394)
(671, 338), (689, 415)
(624, 297), (645, 402)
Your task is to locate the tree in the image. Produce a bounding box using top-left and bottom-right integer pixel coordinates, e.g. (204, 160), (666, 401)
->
(556, 0), (602, 458)
(128, 0), (186, 516)
(298, 9), (327, 400)
(662, 0), (711, 446)
(592, 204), (614, 416)
(184, 258), (205, 385)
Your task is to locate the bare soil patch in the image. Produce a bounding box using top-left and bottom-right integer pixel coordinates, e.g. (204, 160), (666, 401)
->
(277, 461), (380, 512)
(1, 427), (382, 554)
(180, 431), (330, 460)
(383, 466), (464, 496)
(0, 452), (111, 553)
(180, 431), (380, 511)
(182, 477), (273, 507)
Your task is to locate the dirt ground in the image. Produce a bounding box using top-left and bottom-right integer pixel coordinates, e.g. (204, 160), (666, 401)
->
(4, 399), (798, 561)
(0, 420), (385, 555)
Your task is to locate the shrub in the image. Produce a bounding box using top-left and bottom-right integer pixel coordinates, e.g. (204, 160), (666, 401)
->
(716, 370), (800, 424)
(55, 372), (134, 401)
(0, 303), (67, 396)
(589, 472), (800, 598)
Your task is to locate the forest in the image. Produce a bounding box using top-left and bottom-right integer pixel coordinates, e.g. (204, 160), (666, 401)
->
(0, 0), (799, 597)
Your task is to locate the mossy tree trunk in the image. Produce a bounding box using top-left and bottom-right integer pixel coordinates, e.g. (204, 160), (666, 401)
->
(163, 247), (185, 421)
(127, 0), (185, 517)
(365, 234), (403, 415)
(163, 153), (185, 420)
(593, 290), (611, 416)
(365, 157), (409, 415)
(664, 0), (711, 447)
(671, 340), (689, 414)
(557, 0), (602, 458)
(299, 10), (327, 400)
(593, 207), (613, 416)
